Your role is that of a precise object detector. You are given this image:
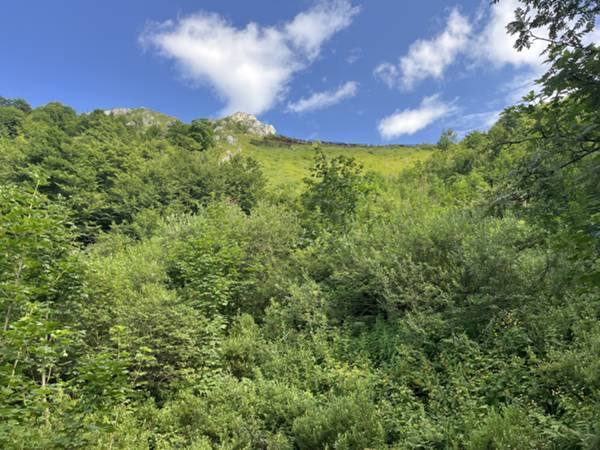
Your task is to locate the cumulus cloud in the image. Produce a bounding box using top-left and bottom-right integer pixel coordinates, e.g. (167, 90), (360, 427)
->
(400, 9), (471, 89)
(472, 0), (552, 102)
(286, 1), (360, 59)
(288, 81), (358, 113)
(377, 95), (454, 139)
(374, 2), (551, 91)
(374, 3), (599, 137)
(472, 0), (546, 70)
(374, 8), (471, 90)
(140, 1), (359, 116)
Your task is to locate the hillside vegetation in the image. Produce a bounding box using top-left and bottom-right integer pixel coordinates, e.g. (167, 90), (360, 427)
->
(103, 108), (433, 189)
(1, 1), (599, 448)
(220, 134), (432, 189)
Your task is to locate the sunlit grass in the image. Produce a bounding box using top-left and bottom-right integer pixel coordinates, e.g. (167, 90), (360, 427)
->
(225, 135), (433, 189)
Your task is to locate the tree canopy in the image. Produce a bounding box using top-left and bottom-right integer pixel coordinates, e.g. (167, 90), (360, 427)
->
(1, 1), (599, 447)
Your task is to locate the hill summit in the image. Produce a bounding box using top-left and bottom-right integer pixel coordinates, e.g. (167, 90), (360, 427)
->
(217, 112), (276, 137)
(102, 107), (277, 137)
(102, 107), (176, 129)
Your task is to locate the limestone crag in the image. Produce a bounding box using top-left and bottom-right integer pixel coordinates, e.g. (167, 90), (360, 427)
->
(102, 107), (176, 128)
(224, 112), (276, 136)
(103, 108), (135, 116)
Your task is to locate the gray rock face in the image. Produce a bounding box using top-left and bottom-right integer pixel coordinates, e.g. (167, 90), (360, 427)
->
(225, 112), (276, 136)
(102, 107), (176, 128)
(220, 148), (242, 163)
(101, 109), (276, 136)
(103, 108), (135, 116)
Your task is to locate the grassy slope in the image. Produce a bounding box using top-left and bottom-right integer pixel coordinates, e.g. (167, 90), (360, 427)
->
(226, 134), (433, 190)
(125, 108), (177, 128)
(114, 110), (431, 190)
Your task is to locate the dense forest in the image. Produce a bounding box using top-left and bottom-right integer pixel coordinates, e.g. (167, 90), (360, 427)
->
(1, 1), (599, 448)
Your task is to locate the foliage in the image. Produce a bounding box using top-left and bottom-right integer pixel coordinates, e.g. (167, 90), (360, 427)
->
(437, 128), (458, 151)
(302, 151), (371, 229)
(0, 106), (264, 242)
(0, 96), (32, 113)
(167, 119), (215, 152)
(1, 1), (600, 445)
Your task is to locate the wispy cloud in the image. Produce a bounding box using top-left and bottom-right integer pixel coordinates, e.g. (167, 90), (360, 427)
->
(346, 47), (362, 64)
(373, 63), (400, 89)
(501, 70), (544, 103)
(452, 109), (502, 135)
(378, 95), (455, 139)
(288, 81), (358, 113)
(140, 1), (359, 116)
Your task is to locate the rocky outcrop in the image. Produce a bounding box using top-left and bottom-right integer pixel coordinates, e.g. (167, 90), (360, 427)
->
(101, 108), (276, 137)
(220, 148), (242, 163)
(222, 112), (276, 136)
(103, 108), (135, 116)
(102, 108), (176, 129)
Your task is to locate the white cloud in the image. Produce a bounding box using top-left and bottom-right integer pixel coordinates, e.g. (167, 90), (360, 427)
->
(400, 9), (472, 89)
(374, 3), (600, 138)
(476, 2), (599, 103)
(374, 9), (471, 90)
(377, 95), (454, 139)
(374, 2), (551, 91)
(472, 0), (546, 70)
(140, 1), (358, 116)
(288, 81), (358, 113)
(472, 0), (550, 103)
(286, 0), (360, 59)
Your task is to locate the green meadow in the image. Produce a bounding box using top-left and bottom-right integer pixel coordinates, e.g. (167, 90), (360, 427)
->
(224, 135), (433, 188)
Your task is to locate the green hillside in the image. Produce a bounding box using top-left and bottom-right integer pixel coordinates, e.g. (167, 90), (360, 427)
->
(221, 134), (432, 189)
(1, 95), (600, 449)
(102, 107), (176, 128)
(100, 108), (431, 189)
(2, 4), (600, 443)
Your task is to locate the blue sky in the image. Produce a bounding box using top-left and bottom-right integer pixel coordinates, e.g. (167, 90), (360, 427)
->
(0, 0), (550, 144)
